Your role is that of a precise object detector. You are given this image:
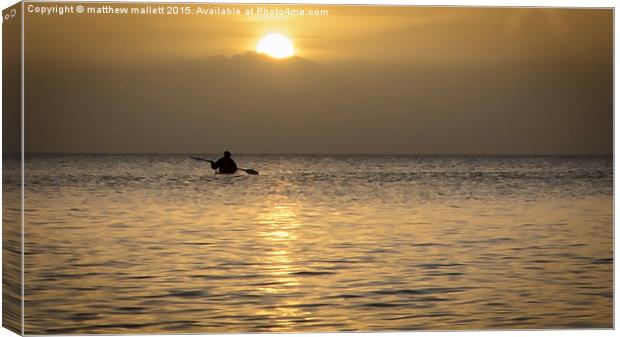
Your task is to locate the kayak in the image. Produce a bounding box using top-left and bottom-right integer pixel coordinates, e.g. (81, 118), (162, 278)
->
(190, 155), (259, 175)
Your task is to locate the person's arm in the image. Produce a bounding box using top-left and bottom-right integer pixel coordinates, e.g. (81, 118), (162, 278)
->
(211, 159), (220, 170)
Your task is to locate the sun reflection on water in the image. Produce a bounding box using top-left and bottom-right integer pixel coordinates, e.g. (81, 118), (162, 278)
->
(256, 196), (301, 282)
(253, 194), (310, 330)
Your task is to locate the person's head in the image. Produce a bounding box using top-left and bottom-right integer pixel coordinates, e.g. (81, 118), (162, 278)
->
(224, 151), (231, 158)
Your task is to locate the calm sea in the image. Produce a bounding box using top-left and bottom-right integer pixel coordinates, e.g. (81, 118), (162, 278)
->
(5, 154), (613, 333)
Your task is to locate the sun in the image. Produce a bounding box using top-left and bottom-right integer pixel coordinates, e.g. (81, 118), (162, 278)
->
(256, 33), (295, 59)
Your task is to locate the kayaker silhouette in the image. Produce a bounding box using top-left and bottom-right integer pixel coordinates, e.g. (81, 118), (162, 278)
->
(189, 152), (258, 175)
(211, 151), (238, 174)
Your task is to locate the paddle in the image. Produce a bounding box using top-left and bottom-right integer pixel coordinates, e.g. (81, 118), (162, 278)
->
(238, 168), (259, 175)
(190, 155), (213, 163)
(190, 156), (259, 175)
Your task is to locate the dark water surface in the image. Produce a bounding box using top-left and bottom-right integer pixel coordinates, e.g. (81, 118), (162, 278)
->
(14, 155), (612, 333)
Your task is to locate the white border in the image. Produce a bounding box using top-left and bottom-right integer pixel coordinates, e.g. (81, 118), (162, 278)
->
(0, 1), (616, 337)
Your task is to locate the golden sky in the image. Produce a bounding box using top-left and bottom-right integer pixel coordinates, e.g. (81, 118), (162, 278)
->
(24, 5), (611, 65)
(10, 4), (613, 154)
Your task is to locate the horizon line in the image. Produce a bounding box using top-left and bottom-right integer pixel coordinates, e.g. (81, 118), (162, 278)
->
(4, 152), (614, 157)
